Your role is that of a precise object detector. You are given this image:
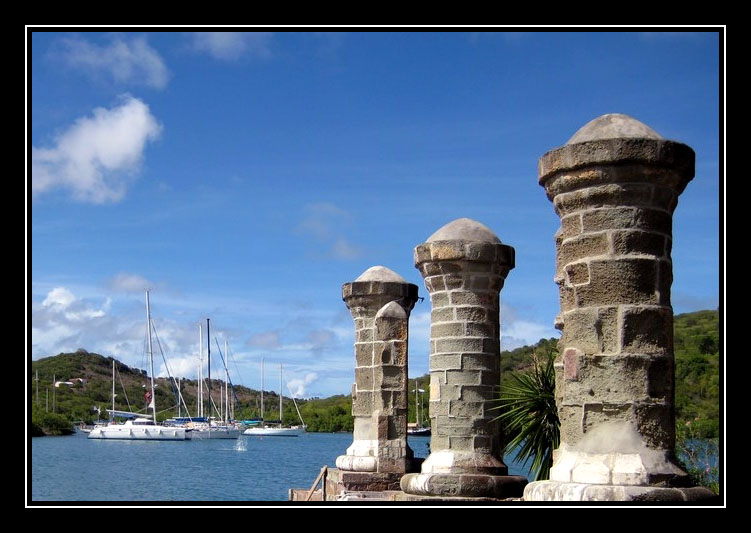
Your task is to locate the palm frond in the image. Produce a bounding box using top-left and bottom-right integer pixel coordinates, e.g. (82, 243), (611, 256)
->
(491, 347), (560, 481)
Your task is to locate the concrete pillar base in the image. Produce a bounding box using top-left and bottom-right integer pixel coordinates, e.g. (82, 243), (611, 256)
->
(524, 480), (718, 502)
(400, 472), (527, 499)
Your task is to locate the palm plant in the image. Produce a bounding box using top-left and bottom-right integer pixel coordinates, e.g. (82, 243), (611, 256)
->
(493, 346), (560, 481)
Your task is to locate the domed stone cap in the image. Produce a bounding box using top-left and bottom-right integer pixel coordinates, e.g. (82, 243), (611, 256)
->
(566, 113), (664, 145)
(538, 114), (695, 192)
(426, 218), (501, 244)
(375, 300), (407, 319)
(355, 265), (407, 283)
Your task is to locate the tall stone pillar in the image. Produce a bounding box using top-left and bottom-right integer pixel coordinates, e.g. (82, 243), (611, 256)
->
(524, 114), (716, 501)
(335, 266), (418, 487)
(400, 218), (527, 499)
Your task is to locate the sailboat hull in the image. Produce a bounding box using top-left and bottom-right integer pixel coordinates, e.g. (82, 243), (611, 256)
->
(243, 426), (305, 437)
(87, 423), (189, 441)
(190, 427), (241, 439)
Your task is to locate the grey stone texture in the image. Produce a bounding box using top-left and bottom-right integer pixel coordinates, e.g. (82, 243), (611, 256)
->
(336, 266), (418, 475)
(524, 480), (717, 502)
(400, 218), (527, 499)
(524, 114), (711, 502)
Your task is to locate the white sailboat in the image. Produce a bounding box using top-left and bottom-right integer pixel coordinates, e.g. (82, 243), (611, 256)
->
(88, 290), (190, 441)
(243, 362), (306, 437)
(189, 320), (240, 439)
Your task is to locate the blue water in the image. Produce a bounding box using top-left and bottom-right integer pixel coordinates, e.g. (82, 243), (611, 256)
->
(31, 431), (533, 502)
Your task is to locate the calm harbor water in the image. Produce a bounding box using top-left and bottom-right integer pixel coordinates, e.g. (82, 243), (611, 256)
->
(31, 430), (533, 502)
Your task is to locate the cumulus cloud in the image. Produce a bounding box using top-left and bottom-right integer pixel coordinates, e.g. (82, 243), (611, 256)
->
(56, 35), (169, 89)
(33, 287), (113, 357)
(42, 287), (77, 309)
(157, 355), (200, 380)
(190, 32), (273, 61)
(32, 95), (162, 203)
(32, 286), (202, 376)
(287, 372), (318, 398)
(41, 286), (110, 321)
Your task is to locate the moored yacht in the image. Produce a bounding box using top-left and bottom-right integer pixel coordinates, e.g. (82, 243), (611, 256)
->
(87, 290), (190, 442)
(88, 417), (190, 440)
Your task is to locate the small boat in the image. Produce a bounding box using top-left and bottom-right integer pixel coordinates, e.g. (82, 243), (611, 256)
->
(407, 379), (430, 436)
(88, 290), (190, 441)
(407, 426), (431, 437)
(243, 361), (306, 437)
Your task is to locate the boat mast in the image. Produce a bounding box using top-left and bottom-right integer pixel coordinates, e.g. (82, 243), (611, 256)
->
(279, 364), (283, 426)
(207, 318), (211, 422)
(415, 378), (419, 427)
(224, 338), (229, 424)
(146, 289), (157, 425)
(260, 357), (264, 428)
(198, 323), (203, 419)
(112, 360), (116, 419)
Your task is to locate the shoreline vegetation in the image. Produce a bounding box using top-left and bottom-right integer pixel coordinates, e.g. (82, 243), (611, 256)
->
(30, 309), (719, 442)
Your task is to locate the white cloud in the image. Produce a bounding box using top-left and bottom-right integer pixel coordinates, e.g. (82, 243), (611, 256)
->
(32, 95), (162, 203)
(33, 287), (113, 357)
(158, 355), (200, 380)
(190, 32), (273, 61)
(42, 287), (76, 309)
(40, 286), (109, 321)
(287, 372), (318, 398)
(57, 36), (169, 89)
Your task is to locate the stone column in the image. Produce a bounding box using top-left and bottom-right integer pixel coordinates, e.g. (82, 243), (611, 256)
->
(524, 114), (716, 502)
(336, 266), (418, 482)
(400, 218), (527, 499)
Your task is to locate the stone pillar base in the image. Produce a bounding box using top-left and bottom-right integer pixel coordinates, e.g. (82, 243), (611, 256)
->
(335, 454), (377, 472)
(400, 472), (527, 499)
(524, 480), (718, 502)
(325, 469), (405, 497)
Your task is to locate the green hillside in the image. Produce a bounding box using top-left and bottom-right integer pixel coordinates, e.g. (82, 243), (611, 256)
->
(674, 309), (721, 438)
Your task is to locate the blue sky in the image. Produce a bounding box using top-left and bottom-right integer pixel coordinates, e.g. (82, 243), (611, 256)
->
(29, 30), (722, 399)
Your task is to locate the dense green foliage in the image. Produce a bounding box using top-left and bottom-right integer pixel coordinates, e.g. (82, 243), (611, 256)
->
(30, 403), (75, 436)
(296, 395), (353, 432)
(674, 310), (721, 438)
